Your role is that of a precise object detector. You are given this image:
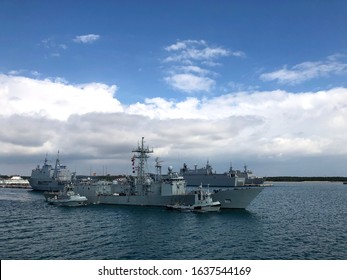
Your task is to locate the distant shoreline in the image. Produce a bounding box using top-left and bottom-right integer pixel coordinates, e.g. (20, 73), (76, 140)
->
(265, 176), (347, 182)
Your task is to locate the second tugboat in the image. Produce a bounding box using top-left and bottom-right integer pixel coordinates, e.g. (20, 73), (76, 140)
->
(46, 183), (88, 207)
(166, 184), (221, 212)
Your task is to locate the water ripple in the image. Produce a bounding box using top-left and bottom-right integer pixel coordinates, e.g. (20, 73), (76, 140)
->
(1, 183), (346, 259)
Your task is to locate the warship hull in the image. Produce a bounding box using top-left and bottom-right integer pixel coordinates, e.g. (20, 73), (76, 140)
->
(74, 184), (264, 209)
(29, 179), (65, 192)
(211, 186), (263, 208)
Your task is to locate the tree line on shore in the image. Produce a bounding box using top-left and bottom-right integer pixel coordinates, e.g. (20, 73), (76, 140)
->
(265, 176), (347, 182)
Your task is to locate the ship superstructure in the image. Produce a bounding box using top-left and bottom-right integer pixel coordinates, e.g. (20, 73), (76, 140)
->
(180, 161), (245, 187)
(180, 161), (264, 187)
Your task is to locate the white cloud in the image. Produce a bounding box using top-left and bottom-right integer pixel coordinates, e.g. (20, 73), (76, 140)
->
(0, 74), (122, 120)
(127, 97), (203, 119)
(163, 40), (243, 93)
(8, 69), (41, 78)
(39, 37), (68, 58)
(164, 73), (215, 93)
(230, 51), (246, 57)
(1, 73), (347, 175)
(164, 41), (189, 51)
(125, 87), (347, 159)
(179, 65), (211, 75)
(164, 40), (231, 64)
(73, 34), (101, 44)
(41, 38), (67, 49)
(260, 55), (347, 84)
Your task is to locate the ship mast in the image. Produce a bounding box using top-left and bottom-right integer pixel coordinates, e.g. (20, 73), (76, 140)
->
(44, 153), (48, 166)
(155, 157), (163, 182)
(132, 137), (153, 185)
(53, 150), (61, 180)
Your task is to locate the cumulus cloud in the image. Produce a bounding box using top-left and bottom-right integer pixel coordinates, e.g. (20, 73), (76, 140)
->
(260, 55), (347, 85)
(163, 40), (244, 93)
(1, 73), (347, 176)
(164, 40), (241, 63)
(164, 45), (229, 63)
(164, 73), (215, 93)
(0, 74), (122, 120)
(73, 34), (101, 44)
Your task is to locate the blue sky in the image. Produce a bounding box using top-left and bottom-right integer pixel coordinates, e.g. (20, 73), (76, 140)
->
(1, 0), (347, 176)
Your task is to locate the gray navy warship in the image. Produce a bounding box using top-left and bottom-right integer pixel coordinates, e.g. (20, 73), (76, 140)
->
(74, 138), (264, 209)
(29, 153), (75, 191)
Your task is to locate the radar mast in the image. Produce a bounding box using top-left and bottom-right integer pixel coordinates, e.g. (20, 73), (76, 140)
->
(132, 137), (153, 185)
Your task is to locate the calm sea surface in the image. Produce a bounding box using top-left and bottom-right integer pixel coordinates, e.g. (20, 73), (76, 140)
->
(1, 182), (346, 260)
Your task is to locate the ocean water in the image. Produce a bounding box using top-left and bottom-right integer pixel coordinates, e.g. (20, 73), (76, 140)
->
(0, 182), (346, 260)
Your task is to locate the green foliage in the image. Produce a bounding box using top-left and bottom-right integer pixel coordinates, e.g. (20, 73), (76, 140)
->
(265, 176), (347, 182)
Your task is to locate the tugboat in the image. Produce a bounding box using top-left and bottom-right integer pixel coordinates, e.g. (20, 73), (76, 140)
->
(166, 184), (221, 212)
(46, 183), (88, 207)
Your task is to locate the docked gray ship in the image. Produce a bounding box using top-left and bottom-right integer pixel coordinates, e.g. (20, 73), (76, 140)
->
(74, 138), (264, 209)
(29, 153), (75, 191)
(180, 161), (264, 187)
